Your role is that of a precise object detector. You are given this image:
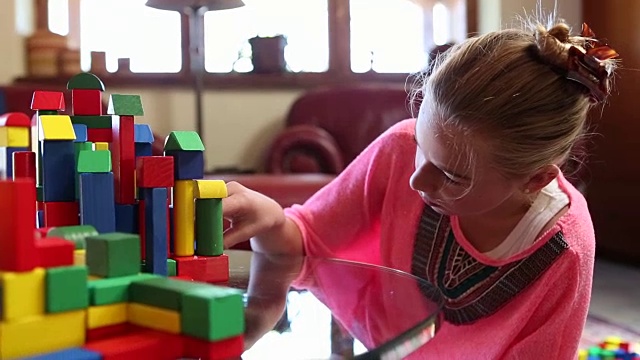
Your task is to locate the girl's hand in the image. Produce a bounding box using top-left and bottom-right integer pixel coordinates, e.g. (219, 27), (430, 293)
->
(222, 181), (287, 249)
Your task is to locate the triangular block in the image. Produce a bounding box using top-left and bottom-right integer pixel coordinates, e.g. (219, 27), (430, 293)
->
(108, 94), (144, 116)
(164, 131), (205, 152)
(31, 91), (65, 111)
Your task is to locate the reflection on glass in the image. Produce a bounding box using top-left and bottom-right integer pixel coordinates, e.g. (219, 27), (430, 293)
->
(204, 0), (329, 73)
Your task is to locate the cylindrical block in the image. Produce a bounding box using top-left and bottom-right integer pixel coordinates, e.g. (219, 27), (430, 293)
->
(173, 180), (195, 256)
(195, 198), (223, 256)
(12, 151), (36, 181)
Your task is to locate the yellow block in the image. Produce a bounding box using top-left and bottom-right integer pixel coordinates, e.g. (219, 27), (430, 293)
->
(174, 179), (195, 256)
(128, 303), (180, 334)
(0, 127), (30, 147)
(0, 310), (85, 359)
(74, 249), (86, 266)
(38, 115), (76, 141)
(0, 268), (45, 321)
(193, 179), (228, 199)
(94, 142), (109, 151)
(87, 303), (127, 329)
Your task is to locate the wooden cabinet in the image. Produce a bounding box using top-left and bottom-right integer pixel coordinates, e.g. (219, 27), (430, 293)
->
(583, 0), (640, 264)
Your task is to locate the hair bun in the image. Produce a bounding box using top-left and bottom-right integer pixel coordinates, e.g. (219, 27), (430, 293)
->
(534, 23), (572, 69)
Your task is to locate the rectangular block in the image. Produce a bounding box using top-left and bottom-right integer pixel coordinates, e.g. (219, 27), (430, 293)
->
(115, 203), (139, 234)
(85, 233), (141, 278)
(0, 179), (37, 271)
(141, 188), (169, 276)
(174, 255), (229, 283)
(112, 115), (135, 204)
(72, 123), (88, 142)
(21, 347), (102, 360)
(164, 150), (204, 180)
(45, 265), (89, 313)
(84, 327), (183, 360)
(0, 268), (45, 321)
(136, 156), (174, 188)
(1, 146), (29, 179)
(86, 128), (112, 143)
(94, 142), (109, 151)
(41, 140), (76, 202)
(182, 333), (244, 360)
(85, 322), (131, 343)
(79, 172), (116, 233)
(0, 310), (85, 359)
(72, 89), (103, 116)
(77, 149), (111, 173)
(0, 126), (30, 147)
(74, 249), (86, 265)
(135, 143), (152, 158)
(87, 303), (128, 329)
(181, 285), (244, 341)
(88, 273), (158, 305)
(43, 201), (79, 227)
(71, 115), (112, 129)
(36, 237), (75, 268)
(128, 303), (181, 334)
(129, 276), (210, 311)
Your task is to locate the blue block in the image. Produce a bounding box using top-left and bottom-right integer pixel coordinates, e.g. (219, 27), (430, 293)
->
(115, 203), (139, 233)
(37, 209), (44, 228)
(41, 141), (76, 201)
(134, 123), (155, 143)
(165, 150), (204, 180)
(79, 172), (116, 233)
(169, 204), (174, 253)
(0, 146), (29, 179)
(23, 348), (102, 359)
(142, 187), (168, 276)
(135, 142), (153, 158)
(0, 90), (6, 114)
(72, 124), (88, 143)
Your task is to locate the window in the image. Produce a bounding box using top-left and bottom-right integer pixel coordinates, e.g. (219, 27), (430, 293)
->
(43, 0), (471, 87)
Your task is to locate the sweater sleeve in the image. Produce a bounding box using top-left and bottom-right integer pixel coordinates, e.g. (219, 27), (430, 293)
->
(284, 119), (417, 264)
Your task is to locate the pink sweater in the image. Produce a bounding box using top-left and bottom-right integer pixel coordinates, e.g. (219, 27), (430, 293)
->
(285, 119), (595, 359)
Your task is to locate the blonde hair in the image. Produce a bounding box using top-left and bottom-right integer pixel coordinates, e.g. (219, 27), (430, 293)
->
(413, 19), (619, 179)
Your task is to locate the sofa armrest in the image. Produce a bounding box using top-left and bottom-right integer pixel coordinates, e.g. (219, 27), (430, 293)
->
(266, 124), (344, 174)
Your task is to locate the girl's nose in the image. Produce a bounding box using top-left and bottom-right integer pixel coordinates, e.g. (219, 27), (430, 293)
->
(410, 163), (439, 195)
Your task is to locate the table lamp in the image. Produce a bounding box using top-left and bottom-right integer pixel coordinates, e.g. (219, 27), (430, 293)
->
(146, 0), (245, 169)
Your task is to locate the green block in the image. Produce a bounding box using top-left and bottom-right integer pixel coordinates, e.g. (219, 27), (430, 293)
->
(195, 199), (223, 256)
(47, 225), (98, 250)
(74, 142), (93, 199)
(38, 110), (59, 115)
(88, 273), (158, 305)
(108, 94), (144, 116)
(45, 265), (89, 313)
(163, 131), (205, 151)
(77, 150), (111, 173)
(67, 72), (105, 91)
(129, 277), (211, 311)
(167, 259), (176, 276)
(36, 185), (43, 202)
(71, 115), (113, 129)
(181, 286), (244, 341)
(85, 233), (141, 278)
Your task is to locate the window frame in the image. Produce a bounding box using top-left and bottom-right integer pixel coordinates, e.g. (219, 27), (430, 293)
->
(17, 0), (477, 89)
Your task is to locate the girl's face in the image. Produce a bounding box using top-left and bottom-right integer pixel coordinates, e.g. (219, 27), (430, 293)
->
(410, 108), (525, 217)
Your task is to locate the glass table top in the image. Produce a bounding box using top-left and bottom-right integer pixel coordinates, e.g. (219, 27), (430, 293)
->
(219, 250), (443, 360)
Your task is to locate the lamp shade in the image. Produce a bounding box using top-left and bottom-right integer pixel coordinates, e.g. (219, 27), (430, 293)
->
(145, 0), (244, 12)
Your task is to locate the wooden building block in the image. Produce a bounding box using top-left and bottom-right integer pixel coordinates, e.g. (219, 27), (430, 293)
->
(72, 89), (103, 116)
(94, 142), (109, 150)
(67, 72), (105, 91)
(181, 333), (244, 360)
(0, 112), (31, 127)
(127, 303), (180, 334)
(164, 131), (204, 152)
(12, 150), (36, 181)
(0, 310), (85, 359)
(107, 94), (144, 116)
(85, 233), (140, 278)
(79, 172), (116, 233)
(0, 126), (30, 147)
(85, 322), (131, 343)
(72, 124), (88, 142)
(77, 149), (111, 173)
(84, 327), (183, 360)
(173, 255), (229, 283)
(87, 303), (127, 329)
(88, 273), (157, 306)
(31, 91), (65, 111)
(43, 201), (79, 227)
(39, 115), (76, 141)
(164, 150), (204, 180)
(128, 276), (209, 311)
(193, 179), (227, 199)
(71, 115), (112, 129)
(36, 237), (75, 268)
(41, 140), (76, 202)
(0, 179), (37, 271)
(0, 268), (45, 321)
(181, 285), (244, 341)
(45, 265), (89, 313)
(173, 179), (195, 256)
(195, 199), (223, 256)
(74, 249), (86, 266)
(21, 347), (102, 359)
(133, 124), (154, 143)
(112, 115), (135, 204)
(47, 225), (98, 250)
(136, 156), (174, 188)
(1, 146), (29, 179)
(86, 128), (112, 143)
(115, 203), (138, 234)
(142, 187), (168, 276)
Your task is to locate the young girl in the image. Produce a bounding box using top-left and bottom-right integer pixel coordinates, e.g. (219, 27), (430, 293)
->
(222, 17), (619, 359)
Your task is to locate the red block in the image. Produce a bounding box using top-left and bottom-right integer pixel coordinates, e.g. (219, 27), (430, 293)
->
(0, 179), (37, 271)
(136, 156), (174, 188)
(112, 115), (135, 204)
(36, 237), (74, 268)
(169, 275), (193, 281)
(84, 328), (183, 360)
(12, 151), (36, 181)
(0, 112), (31, 127)
(72, 89), (102, 115)
(138, 199), (146, 260)
(173, 254), (229, 283)
(31, 91), (65, 111)
(35, 227), (53, 239)
(86, 323), (133, 342)
(43, 201), (79, 227)
(87, 128), (112, 142)
(182, 334), (244, 360)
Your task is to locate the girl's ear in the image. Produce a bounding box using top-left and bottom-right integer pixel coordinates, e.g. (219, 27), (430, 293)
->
(523, 165), (560, 193)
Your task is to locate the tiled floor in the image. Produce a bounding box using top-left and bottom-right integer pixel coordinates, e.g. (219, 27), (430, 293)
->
(589, 257), (640, 333)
